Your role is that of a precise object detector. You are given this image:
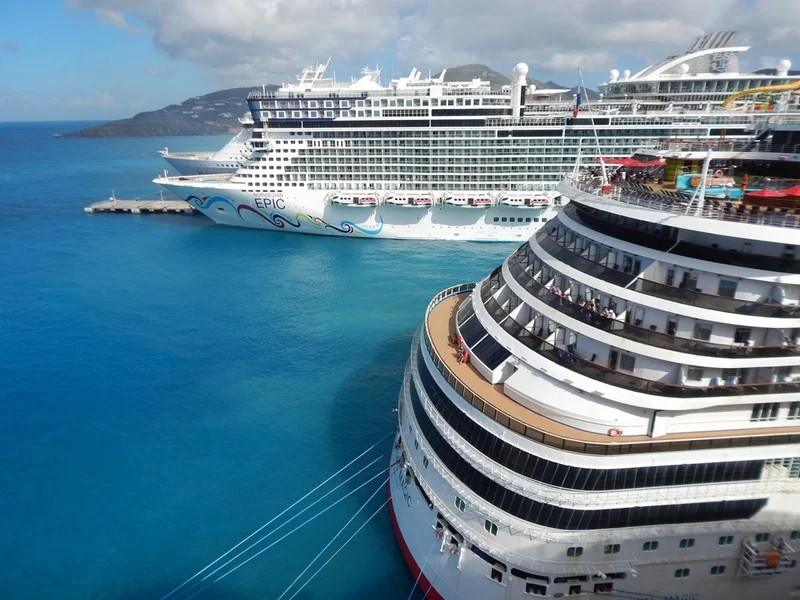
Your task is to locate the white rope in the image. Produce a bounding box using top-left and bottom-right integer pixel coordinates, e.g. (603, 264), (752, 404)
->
(406, 537), (438, 600)
(284, 492), (391, 600)
(277, 475), (389, 600)
(180, 468), (389, 600)
(172, 455), (385, 600)
(160, 430), (394, 600)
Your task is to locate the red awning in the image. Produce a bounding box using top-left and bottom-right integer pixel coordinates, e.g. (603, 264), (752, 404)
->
(781, 185), (800, 197)
(594, 157), (663, 167)
(744, 189), (789, 198)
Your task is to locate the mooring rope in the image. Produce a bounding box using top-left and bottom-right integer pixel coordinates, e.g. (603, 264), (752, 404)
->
(161, 429), (394, 600)
(406, 537), (438, 600)
(284, 493), (391, 600)
(180, 467), (390, 600)
(277, 475), (390, 600)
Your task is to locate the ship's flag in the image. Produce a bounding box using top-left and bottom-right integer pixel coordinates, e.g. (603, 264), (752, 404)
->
(573, 91), (582, 117)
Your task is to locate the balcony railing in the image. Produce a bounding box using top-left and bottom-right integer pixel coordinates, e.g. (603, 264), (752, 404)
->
(504, 256), (800, 359)
(538, 230), (800, 318)
(561, 175), (800, 229)
(479, 288), (800, 398)
(422, 285), (800, 455)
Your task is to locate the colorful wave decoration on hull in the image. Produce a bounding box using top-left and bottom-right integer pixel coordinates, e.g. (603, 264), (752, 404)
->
(185, 195), (383, 236)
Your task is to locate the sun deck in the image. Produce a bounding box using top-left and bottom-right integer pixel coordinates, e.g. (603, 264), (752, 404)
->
(425, 292), (800, 454)
(560, 175), (800, 230)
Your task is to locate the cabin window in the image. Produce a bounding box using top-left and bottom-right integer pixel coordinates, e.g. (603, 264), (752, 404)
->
(484, 520), (498, 536)
(751, 403), (779, 422)
(674, 569), (690, 579)
(567, 546), (583, 557)
(718, 279), (737, 298)
(710, 565), (726, 575)
(687, 367), (704, 381)
(755, 533), (770, 542)
(679, 538), (695, 549)
(692, 322), (713, 341)
(525, 583), (547, 595)
(719, 535), (734, 545)
(619, 353), (636, 372)
(604, 544), (621, 554)
(643, 540), (659, 551)
(454, 496), (466, 512)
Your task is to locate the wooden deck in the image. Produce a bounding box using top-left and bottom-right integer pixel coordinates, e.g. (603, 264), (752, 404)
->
(427, 294), (800, 445)
(84, 199), (195, 214)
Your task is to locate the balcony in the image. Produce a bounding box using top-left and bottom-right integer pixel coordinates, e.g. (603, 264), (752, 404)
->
(537, 231), (800, 319)
(423, 285), (800, 455)
(504, 253), (800, 359)
(561, 174), (800, 229)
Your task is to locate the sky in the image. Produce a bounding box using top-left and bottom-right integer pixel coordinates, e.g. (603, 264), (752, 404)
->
(0, 0), (797, 121)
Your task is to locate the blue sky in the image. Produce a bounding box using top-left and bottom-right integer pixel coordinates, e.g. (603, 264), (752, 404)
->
(1, 0), (796, 122)
(0, 0), (216, 121)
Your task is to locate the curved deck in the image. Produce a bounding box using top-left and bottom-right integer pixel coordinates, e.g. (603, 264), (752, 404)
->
(425, 291), (800, 455)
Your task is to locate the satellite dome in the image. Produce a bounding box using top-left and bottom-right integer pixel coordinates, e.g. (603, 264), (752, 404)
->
(513, 62), (529, 77)
(609, 69), (619, 82)
(678, 63), (690, 74)
(622, 69), (631, 80)
(777, 59), (792, 76)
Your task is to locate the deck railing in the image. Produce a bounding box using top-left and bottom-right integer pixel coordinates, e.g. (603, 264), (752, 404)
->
(560, 175), (800, 229)
(422, 285), (800, 455)
(504, 256), (799, 359)
(537, 230), (800, 318)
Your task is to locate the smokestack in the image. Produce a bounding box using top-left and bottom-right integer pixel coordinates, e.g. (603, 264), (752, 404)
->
(511, 62), (529, 119)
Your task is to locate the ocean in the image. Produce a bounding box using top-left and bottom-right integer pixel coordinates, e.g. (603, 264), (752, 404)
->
(0, 121), (515, 600)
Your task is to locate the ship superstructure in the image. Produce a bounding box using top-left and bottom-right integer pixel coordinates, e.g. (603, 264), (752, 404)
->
(158, 113), (255, 175)
(154, 33), (800, 241)
(388, 135), (800, 598)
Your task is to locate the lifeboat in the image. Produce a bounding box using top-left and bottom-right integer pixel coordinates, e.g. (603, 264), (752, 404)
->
(330, 194), (378, 207)
(443, 196), (493, 208)
(385, 194), (433, 207)
(498, 194), (551, 208)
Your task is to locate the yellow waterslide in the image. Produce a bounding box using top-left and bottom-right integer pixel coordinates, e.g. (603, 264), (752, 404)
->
(722, 79), (800, 109)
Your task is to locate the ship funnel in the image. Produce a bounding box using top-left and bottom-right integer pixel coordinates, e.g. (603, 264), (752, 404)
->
(511, 62), (528, 119)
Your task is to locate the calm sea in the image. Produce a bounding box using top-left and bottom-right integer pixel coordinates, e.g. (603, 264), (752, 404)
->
(0, 121), (515, 600)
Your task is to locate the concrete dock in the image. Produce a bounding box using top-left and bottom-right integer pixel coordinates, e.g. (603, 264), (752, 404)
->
(84, 196), (195, 215)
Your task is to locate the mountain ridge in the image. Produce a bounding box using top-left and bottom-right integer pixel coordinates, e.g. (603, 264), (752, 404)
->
(66, 64), (596, 138)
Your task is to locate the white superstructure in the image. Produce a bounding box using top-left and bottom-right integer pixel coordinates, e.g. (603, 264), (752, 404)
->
(388, 139), (800, 598)
(155, 33), (800, 241)
(158, 113), (255, 175)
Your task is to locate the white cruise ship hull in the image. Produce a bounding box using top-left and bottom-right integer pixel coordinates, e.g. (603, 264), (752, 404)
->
(155, 180), (556, 241)
(161, 156), (243, 176)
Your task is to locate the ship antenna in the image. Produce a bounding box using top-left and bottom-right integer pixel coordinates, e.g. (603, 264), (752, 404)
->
(578, 67), (608, 187)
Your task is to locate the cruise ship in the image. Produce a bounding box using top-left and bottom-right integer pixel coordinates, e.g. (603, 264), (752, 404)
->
(157, 113), (255, 175)
(388, 130), (800, 599)
(154, 32), (800, 241)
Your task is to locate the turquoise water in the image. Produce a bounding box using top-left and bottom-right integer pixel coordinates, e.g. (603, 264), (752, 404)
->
(0, 122), (514, 600)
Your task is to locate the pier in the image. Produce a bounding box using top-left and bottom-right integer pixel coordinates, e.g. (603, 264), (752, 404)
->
(84, 192), (195, 215)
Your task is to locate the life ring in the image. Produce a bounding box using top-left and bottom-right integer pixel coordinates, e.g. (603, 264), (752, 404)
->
(608, 428), (623, 437)
(714, 169), (724, 178)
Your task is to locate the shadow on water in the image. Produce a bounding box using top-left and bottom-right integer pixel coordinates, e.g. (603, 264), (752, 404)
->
(322, 329), (420, 597)
(326, 329), (415, 465)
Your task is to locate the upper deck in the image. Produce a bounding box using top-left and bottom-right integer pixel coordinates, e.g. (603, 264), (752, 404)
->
(424, 288), (800, 456)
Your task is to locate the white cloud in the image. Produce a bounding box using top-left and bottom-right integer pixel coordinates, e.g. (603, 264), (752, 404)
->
(64, 0), (800, 85)
(93, 7), (143, 35)
(67, 91), (116, 107)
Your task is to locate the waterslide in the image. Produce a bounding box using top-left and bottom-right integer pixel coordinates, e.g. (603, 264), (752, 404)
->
(722, 79), (800, 109)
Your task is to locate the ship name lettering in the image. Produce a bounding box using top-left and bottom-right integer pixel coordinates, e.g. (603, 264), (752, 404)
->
(254, 197), (286, 210)
(665, 595), (699, 600)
